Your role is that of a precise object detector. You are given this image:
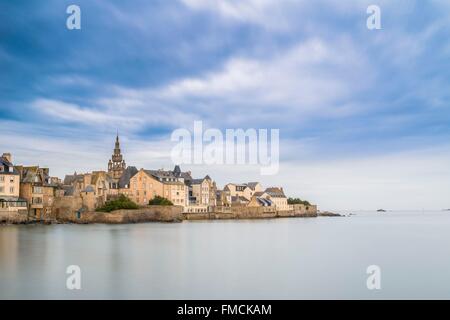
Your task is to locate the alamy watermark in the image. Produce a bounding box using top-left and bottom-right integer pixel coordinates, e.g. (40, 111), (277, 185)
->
(367, 5), (381, 30)
(366, 265), (381, 290)
(171, 121), (279, 175)
(66, 5), (81, 30)
(66, 265), (82, 290)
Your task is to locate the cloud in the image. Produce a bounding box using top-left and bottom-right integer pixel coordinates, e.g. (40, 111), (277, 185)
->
(179, 0), (297, 30)
(156, 37), (373, 123)
(32, 98), (144, 127)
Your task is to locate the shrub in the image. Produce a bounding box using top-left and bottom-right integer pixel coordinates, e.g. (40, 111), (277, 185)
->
(148, 196), (173, 206)
(96, 194), (139, 212)
(287, 197), (311, 206)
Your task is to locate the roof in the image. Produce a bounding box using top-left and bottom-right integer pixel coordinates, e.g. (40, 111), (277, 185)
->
(246, 182), (260, 190)
(0, 157), (19, 175)
(253, 191), (265, 197)
(257, 197), (273, 206)
(118, 166), (138, 188)
(0, 196), (27, 202)
(231, 196), (249, 203)
(173, 165), (181, 177)
(264, 187), (286, 198)
(64, 174), (84, 185)
(62, 185), (75, 196)
(19, 166), (50, 184)
(143, 167), (192, 185)
(145, 169), (177, 180)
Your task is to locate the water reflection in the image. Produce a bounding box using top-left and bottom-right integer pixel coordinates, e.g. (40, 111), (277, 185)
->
(1, 212), (450, 299)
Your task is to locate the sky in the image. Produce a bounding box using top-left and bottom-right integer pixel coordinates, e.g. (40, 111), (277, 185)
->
(1, 0), (450, 210)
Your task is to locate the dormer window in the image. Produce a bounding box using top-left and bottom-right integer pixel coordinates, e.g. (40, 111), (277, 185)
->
(9, 167), (13, 173)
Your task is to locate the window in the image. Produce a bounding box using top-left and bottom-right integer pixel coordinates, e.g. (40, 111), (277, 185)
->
(10, 177), (14, 183)
(0, 186), (4, 193)
(33, 186), (42, 194)
(0, 176), (4, 182)
(10, 187), (14, 194)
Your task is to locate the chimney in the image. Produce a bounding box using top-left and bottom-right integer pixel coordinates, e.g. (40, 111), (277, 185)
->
(2, 153), (12, 163)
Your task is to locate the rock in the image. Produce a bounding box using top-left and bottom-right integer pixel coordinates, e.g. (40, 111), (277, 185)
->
(318, 211), (342, 217)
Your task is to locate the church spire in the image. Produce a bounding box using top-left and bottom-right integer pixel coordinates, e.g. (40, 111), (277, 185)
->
(108, 132), (126, 184)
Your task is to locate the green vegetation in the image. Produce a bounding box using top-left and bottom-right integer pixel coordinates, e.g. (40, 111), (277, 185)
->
(287, 197), (311, 206)
(96, 194), (139, 212)
(148, 196), (173, 206)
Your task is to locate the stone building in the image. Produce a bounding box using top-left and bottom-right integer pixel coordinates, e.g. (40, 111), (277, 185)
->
(247, 191), (274, 207)
(264, 187), (289, 211)
(128, 166), (190, 207)
(61, 170), (113, 212)
(0, 153), (27, 212)
(15, 165), (59, 219)
(223, 182), (262, 204)
(224, 183), (252, 202)
(190, 175), (217, 206)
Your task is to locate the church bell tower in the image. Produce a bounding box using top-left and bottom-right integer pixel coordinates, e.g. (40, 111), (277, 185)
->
(108, 133), (126, 184)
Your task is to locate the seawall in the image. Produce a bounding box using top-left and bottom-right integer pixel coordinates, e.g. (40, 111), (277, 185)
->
(1, 204), (318, 225)
(0, 210), (29, 225)
(56, 206), (184, 224)
(183, 205), (318, 220)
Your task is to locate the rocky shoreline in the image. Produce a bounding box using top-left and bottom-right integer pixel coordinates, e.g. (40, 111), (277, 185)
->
(317, 211), (343, 217)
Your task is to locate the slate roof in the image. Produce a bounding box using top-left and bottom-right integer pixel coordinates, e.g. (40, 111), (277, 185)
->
(63, 174), (84, 185)
(257, 197), (273, 206)
(0, 157), (19, 175)
(264, 187), (286, 198)
(246, 182), (260, 190)
(62, 185), (75, 196)
(145, 169), (177, 181)
(231, 196), (249, 203)
(253, 191), (265, 197)
(143, 166), (193, 185)
(18, 166), (51, 184)
(118, 166), (138, 188)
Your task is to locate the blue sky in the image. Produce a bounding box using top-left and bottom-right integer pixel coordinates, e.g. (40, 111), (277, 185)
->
(1, 0), (450, 210)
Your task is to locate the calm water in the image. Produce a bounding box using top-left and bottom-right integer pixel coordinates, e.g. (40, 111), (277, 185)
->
(1, 211), (449, 299)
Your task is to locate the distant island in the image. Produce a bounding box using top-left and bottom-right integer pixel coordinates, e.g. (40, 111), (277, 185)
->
(377, 209), (387, 212)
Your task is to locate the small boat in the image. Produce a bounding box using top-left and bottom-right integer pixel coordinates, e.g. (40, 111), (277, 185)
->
(377, 209), (387, 212)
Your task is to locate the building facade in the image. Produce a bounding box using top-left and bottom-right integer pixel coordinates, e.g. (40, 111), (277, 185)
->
(190, 175), (217, 206)
(15, 165), (58, 219)
(0, 153), (27, 212)
(264, 187), (289, 211)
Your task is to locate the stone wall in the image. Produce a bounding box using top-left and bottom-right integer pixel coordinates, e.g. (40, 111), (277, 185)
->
(183, 204), (318, 220)
(56, 205), (183, 224)
(0, 210), (29, 224)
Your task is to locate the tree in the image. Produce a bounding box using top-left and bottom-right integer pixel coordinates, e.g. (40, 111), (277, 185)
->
(287, 197), (311, 206)
(148, 196), (173, 206)
(96, 194), (139, 212)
